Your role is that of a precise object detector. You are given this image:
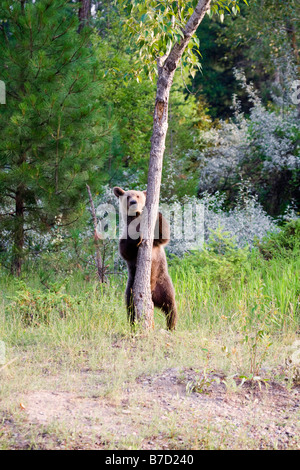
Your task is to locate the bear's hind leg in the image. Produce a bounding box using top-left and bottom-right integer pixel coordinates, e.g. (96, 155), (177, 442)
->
(126, 262), (136, 326)
(126, 285), (135, 326)
(162, 302), (177, 331)
(152, 280), (177, 331)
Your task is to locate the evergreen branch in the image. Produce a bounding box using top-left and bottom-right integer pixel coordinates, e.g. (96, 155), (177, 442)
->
(54, 38), (89, 76)
(51, 17), (77, 41)
(59, 78), (79, 110)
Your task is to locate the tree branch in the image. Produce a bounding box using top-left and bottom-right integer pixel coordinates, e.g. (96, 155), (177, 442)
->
(86, 184), (107, 283)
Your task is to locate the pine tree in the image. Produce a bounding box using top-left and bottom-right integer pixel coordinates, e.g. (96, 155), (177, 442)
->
(78, 0), (91, 32)
(0, 0), (106, 275)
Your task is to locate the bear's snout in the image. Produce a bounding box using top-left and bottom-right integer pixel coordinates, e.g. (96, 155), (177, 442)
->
(114, 187), (146, 217)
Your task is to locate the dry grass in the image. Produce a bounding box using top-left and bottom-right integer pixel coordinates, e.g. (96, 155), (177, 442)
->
(0, 251), (299, 449)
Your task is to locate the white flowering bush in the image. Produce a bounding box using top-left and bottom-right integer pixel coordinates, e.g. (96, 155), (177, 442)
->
(165, 183), (278, 256)
(202, 185), (278, 248)
(197, 68), (300, 215)
(0, 182), (282, 271)
(196, 114), (248, 194)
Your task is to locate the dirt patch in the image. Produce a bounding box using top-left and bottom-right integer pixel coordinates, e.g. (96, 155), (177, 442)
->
(135, 368), (300, 449)
(15, 367), (300, 450)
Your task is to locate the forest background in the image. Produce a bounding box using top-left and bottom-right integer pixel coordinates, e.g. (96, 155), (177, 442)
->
(0, 0), (300, 450)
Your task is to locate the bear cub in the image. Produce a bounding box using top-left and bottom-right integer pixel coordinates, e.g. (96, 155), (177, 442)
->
(113, 187), (177, 330)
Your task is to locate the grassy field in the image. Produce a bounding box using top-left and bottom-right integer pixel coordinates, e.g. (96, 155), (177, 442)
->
(0, 228), (299, 450)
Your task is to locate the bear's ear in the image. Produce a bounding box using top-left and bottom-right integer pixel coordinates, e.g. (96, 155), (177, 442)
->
(143, 191), (147, 198)
(113, 187), (125, 198)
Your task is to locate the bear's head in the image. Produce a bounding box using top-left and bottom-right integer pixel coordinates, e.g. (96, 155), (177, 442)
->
(113, 187), (147, 217)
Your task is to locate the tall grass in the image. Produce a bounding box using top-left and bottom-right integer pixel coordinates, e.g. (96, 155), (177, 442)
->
(170, 246), (299, 333)
(0, 222), (299, 393)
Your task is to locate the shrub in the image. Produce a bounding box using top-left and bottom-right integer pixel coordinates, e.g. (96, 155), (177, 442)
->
(6, 280), (81, 326)
(166, 183), (278, 256)
(169, 227), (250, 290)
(197, 69), (300, 215)
(256, 218), (300, 260)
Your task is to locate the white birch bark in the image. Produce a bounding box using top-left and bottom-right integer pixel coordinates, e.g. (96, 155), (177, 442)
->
(132, 0), (212, 329)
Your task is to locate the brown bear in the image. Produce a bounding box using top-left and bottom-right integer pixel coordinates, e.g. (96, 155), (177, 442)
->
(113, 187), (177, 330)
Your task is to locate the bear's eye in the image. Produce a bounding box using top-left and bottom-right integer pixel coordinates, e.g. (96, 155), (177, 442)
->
(137, 195), (139, 198)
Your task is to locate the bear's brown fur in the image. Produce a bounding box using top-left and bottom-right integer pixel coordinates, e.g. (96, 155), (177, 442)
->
(113, 187), (177, 330)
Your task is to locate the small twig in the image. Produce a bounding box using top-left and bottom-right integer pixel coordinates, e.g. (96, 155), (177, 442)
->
(0, 357), (18, 372)
(86, 184), (107, 283)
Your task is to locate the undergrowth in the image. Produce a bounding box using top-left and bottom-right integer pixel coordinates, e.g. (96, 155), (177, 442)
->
(0, 220), (299, 386)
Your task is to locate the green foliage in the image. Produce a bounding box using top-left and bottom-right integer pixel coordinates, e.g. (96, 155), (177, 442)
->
(1, 223), (297, 389)
(186, 367), (217, 394)
(118, 0), (248, 80)
(92, 29), (155, 182)
(170, 226), (250, 290)
(0, 0), (108, 269)
(237, 280), (274, 378)
(2, 273), (129, 340)
(191, 0), (300, 118)
(0, 0), (297, 276)
(1, 222), (299, 388)
(257, 219), (300, 260)
(6, 279), (81, 326)
(192, 15), (241, 119)
(168, 224), (299, 332)
(215, 0), (299, 113)
(161, 72), (212, 200)
(119, 0), (201, 80)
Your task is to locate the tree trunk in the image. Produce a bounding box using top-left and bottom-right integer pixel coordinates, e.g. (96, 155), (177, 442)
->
(132, 0), (211, 329)
(78, 0), (91, 33)
(285, 19), (300, 118)
(12, 184), (25, 277)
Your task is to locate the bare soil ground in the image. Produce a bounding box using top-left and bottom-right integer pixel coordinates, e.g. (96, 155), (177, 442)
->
(2, 367), (300, 450)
